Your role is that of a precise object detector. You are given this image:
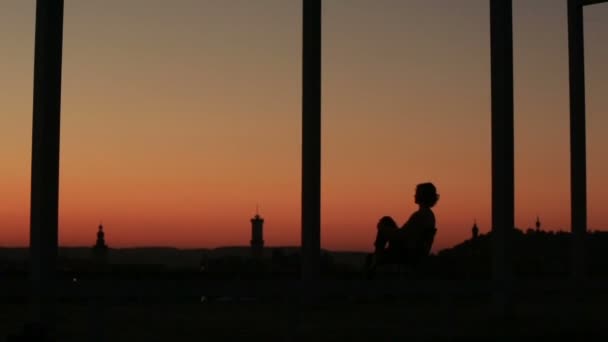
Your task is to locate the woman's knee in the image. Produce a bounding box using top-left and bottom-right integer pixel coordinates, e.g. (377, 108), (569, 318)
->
(377, 216), (398, 236)
(377, 216), (397, 229)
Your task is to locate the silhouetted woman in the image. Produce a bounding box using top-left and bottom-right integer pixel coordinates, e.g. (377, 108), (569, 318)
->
(366, 182), (439, 276)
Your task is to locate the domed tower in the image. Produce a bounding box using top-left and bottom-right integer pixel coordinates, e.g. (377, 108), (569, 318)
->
(250, 208), (264, 258)
(472, 220), (479, 240)
(93, 223), (108, 263)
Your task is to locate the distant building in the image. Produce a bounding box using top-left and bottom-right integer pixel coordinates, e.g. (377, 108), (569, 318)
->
(92, 223), (108, 263)
(472, 220), (479, 241)
(536, 216), (541, 232)
(250, 210), (264, 258)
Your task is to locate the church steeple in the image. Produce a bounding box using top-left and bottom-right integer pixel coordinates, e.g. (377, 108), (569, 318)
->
(93, 222), (108, 263)
(95, 223), (107, 249)
(472, 220), (479, 240)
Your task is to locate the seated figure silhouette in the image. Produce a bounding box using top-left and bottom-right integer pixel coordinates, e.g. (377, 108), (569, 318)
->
(366, 182), (439, 278)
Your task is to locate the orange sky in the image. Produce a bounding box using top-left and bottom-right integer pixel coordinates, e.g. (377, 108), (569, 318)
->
(1, 1), (607, 252)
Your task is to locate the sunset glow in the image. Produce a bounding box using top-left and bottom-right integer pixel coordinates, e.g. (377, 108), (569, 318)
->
(1, 0), (607, 252)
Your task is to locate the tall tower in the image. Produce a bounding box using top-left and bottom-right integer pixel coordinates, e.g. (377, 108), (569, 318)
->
(535, 216), (541, 232)
(472, 220), (479, 240)
(250, 209), (264, 258)
(93, 223), (108, 263)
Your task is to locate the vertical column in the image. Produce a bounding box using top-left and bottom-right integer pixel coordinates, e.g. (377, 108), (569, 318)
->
(490, 0), (514, 313)
(567, 0), (587, 282)
(30, 0), (64, 334)
(301, 0), (322, 281)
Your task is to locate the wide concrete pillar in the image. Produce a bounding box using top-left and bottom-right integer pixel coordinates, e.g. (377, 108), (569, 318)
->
(301, 0), (322, 281)
(490, 0), (514, 313)
(29, 0), (64, 334)
(567, 0), (588, 282)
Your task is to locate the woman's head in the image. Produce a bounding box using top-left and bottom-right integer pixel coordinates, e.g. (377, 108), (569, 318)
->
(415, 182), (439, 208)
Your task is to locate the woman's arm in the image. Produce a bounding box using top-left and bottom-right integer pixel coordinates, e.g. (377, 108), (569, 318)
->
(401, 210), (435, 233)
(400, 211), (419, 230)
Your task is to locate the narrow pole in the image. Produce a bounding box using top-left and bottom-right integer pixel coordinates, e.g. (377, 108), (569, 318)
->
(567, 0), (587, 282)
(301, 0), (322, 281)
(30, 0), (64, 335)
(490, 0), (514, 314)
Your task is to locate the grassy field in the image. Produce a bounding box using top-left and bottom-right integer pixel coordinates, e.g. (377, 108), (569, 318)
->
(2, 292), (606, 341)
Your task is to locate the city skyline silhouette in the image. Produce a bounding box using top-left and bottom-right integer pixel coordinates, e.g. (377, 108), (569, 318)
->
(1, 1), (607, 252)
(1, 1), (607, 340)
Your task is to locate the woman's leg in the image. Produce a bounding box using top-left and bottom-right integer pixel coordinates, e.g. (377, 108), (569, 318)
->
(366, 216), (399, 278)
(374, 216), (399, 253)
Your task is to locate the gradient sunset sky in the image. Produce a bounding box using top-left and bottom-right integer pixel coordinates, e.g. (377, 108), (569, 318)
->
(1, 1), (607, 252)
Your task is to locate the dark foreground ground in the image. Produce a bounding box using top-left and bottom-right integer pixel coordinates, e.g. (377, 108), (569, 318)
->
(2, 291), (606, 341)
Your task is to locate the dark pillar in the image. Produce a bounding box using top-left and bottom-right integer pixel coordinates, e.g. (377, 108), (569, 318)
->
(567, 0), (587, 282)
(29, 0), (64, 335)
(301, 0), (322, 281)
(490, 0), (514, 313)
